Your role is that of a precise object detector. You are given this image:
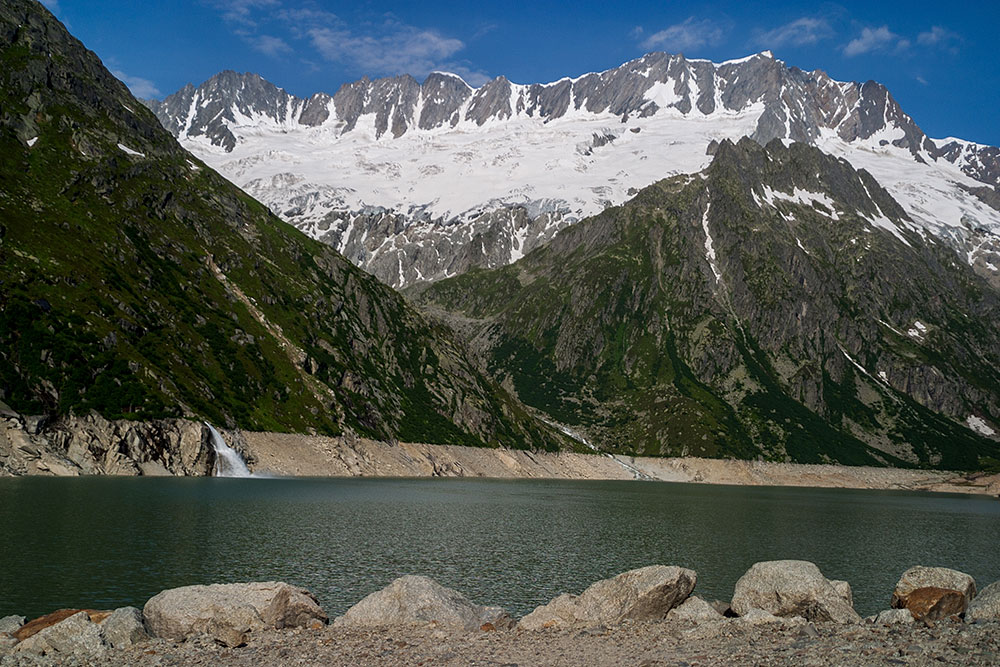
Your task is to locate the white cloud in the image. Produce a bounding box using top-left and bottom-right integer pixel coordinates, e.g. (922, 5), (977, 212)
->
(308, 23), (466, 78)
(917, 26), (961, 52)
(640, 17), (724, 53)
(843, 26), (899, 57)
(756, 17), (832, 48)
(112, 70), (161, 99)
(210, 2), (476, 76)
(213, 0), (279, 27)
(40, 0), (59, 12)
(239, 32), (292, 56)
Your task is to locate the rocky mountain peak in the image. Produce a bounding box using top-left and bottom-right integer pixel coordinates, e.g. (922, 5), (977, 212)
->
(147, 49), (1000, 292)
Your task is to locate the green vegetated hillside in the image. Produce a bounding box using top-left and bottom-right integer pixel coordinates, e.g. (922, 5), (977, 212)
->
(0, 0), (562, 451)
(413, 138), (1000, 469)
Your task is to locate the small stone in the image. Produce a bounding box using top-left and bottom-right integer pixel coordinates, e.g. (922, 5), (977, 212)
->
(668, 596), (724, 623)
(799, 623), (820, 638)
(875, 609), (914, 625)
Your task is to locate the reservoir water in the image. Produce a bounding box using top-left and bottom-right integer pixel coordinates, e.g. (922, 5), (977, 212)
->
(0, 477), (997, 619)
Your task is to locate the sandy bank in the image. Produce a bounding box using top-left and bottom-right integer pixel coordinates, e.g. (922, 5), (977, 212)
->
(240, 431), (1000, 496)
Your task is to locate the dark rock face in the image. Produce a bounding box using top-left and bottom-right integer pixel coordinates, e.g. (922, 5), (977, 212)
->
(414, 139), (1000, 468)
(418, 73), (472, 129)
(305, 205), (570, 287)
(147, 71), (306, 151)
(0, 410), (220, 476)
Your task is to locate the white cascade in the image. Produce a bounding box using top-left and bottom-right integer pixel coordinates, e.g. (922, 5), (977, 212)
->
(205, 422), (252, 477)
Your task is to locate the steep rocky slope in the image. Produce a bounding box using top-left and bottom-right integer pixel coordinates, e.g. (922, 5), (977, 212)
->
(0, 0), (561, 451)
(149, 55), (1000, 289)
(413, 139), (1000, 469)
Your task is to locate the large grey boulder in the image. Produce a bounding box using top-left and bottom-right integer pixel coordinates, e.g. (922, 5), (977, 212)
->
(334, 575), (511, 631)
(99, 606), (149, 648)
(891, 566), (976, 608)
(143, 582), (327, 647)
(967, 581), (1000, 622)
(731, 560), (860, 624)
(518, 565), (697, 631)
(14, 610), (106, 656)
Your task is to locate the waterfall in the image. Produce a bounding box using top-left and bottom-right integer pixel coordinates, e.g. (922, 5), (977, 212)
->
(541, 417), (652, 480)
(205, 423), (252, 477)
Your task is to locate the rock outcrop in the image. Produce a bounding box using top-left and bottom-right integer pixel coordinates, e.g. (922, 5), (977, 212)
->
(518, 565), (697, 631)
(0, 411), (216, 476)
(334, 575), (512, 632)
(143, 582), (328, 647)
(731, 560), (861, 624)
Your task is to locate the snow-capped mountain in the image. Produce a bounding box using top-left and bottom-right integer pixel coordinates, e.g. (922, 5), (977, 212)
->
(147, 51), (1000, 288)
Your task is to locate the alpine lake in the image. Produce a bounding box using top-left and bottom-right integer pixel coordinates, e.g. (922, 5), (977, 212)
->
(1, 477), (997, 620)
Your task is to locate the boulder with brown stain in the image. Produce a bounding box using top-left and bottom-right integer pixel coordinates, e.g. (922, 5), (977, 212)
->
(897, 587), (967, 622)
(143, 582), (327, 647)
(13, 609), (109, 642)
(890, 566), (976, 609)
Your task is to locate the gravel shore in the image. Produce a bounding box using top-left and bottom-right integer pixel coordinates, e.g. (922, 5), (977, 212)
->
(13, 618), (995, 667)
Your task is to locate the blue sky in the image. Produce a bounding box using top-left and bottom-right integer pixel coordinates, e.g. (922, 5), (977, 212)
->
(43, 0), (1000, 145)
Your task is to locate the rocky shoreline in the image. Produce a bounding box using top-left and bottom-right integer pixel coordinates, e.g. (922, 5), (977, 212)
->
(2, 409), (999, 496)
(2, 562), (999, 665)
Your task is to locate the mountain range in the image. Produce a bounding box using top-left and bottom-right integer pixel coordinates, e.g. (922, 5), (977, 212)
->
(2, 0), (999, 471)
(148, 53), (1000, 291)
(411, 138), (1000, 469)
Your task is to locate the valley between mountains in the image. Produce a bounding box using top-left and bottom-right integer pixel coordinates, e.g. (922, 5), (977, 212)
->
(2, 0), (1000, 475)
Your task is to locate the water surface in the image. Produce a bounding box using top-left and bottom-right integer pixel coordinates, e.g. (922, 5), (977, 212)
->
(0, 477), (997, 619)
